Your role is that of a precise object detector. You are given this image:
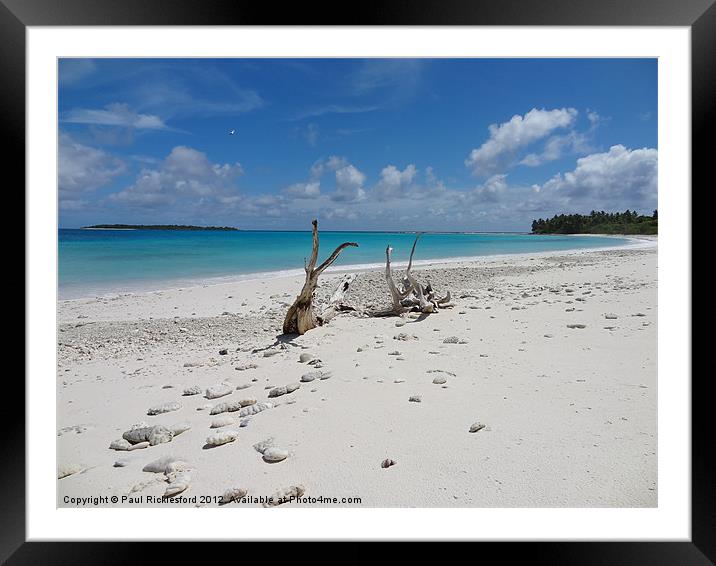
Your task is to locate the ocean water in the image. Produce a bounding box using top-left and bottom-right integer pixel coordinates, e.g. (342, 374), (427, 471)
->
(58, 229), (630, 299)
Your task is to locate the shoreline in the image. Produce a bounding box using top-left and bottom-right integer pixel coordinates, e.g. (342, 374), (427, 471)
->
(59, 235), (656, 303)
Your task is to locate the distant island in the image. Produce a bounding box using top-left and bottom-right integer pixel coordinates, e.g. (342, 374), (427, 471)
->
(83, 224), (239, 231)
(531, 210), (657, 235)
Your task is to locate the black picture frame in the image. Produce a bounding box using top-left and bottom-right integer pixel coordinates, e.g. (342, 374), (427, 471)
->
(7, 0), (707, 562)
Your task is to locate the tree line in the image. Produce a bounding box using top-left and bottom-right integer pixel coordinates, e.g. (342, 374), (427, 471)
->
(531, 210), (658, 235)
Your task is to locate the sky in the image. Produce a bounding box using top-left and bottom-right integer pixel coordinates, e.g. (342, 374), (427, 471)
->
(58, 58), (657, 231)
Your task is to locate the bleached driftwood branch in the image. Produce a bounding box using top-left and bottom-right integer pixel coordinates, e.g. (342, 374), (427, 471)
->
(319, 273), (358, 324)
(283, 226), (453, 330)
(282, 220), (358, 335)
(368, 233), (453, 317)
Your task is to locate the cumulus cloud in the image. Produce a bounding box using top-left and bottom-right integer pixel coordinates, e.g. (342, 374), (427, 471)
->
(63, 103), (170, 131)
(470, 174), (508, 203)
(309, 155), (349, 180)
(306, 156), (368, 202)
(332, 164), (367, 202)
(283, 181), (321, 199)
(465, 107), (578, 176)
(323, 207), (359, 221)
(539, 144), (657, 206)
(326, 155), (349, 170)
(519, 130), (591, 168)
(110, 146), (243, 208)
(272, 156), (368, 207)
(373, 164), (417, 201)
(59, 133), (126, 206)
(83, 142), (655, 232)
(292, 145), (656, 230)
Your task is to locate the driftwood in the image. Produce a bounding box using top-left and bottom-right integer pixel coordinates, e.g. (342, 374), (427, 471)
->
(282, 220), (358, 335)
(319, 273), (358, 324)
(282, 225), (453, 331)
(368, 234), (453, 317)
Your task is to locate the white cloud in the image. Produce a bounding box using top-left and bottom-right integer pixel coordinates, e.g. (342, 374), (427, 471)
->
(238, 194), (288, 218)
(332, 164), (367, 202)
(326, 156), (348, 170)
(540, 144), (657, 206)
(80, 142), (656, 232)
(519, 130), (591, 167)
(277, 145), (656, 230)
(63, 103), (170, 131)
(59, 133), (126, 206)
(465, 107), (578, 176)
(470, 174), (508, 203)
(373, 164), (417, 201)
(110, 146), (243, 208)
(283, 181), (321, 199)
(309, 155), (350, 180)
(309, 160), (325, 180)
(323, 207), (358, 221)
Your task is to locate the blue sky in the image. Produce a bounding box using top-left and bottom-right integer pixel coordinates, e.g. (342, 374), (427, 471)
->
(58, 58), (657, 231)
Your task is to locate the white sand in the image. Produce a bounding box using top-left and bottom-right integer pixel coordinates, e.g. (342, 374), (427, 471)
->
(57, 240), (657, 507)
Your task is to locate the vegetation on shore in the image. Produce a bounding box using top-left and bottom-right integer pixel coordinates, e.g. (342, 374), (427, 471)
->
(531, 210), (658, 235)
(83, 224), (239, 231)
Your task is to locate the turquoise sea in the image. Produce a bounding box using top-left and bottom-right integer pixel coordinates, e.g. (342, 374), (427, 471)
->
(58, 229), (630, 299)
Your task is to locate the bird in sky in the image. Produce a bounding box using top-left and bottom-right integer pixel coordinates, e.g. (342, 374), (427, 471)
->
(229, 129), (236, 135)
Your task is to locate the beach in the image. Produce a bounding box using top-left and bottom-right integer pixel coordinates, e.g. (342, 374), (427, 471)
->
(57, 239), (657, 508)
